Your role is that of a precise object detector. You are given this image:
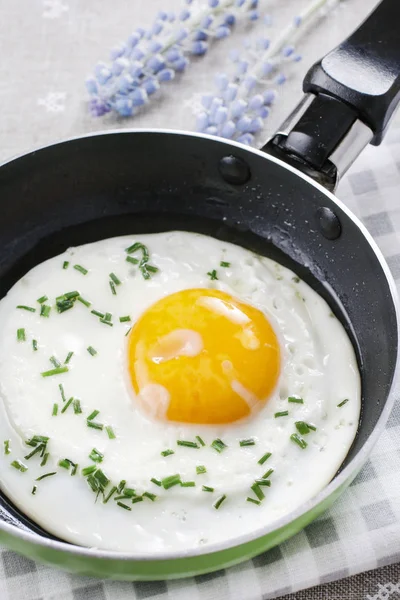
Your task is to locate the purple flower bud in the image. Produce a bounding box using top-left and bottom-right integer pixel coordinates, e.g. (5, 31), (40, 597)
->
(249, 9), (259, 21)
(205, 126), (218, 135)
(172, 56), (189, 72)
(89, 98), (110, 117)
(194, 30), (208, 41)
(223, 83), (238, 102)
(236, 115), (252, 132)
(237, 133), (254, 145)
(248, 94), (264, 110)
(110, 45), (125, 61)
(129, 61), (144, 78)
(235, 0), (245, 6)
(149, 41), (163, 53)
(132, 48), (145, 61)
(136, 27), (146, 38)
(152, 20), (163, 35)
(94, 64), (112, 85)
(118, 74), (134, 93)
(230, 99), (247, 118)
(166, 48), (181, 62)
(130, 88), (148, 107)
(294, 15), (302, 27)
(196, 112), (209, 131)
(85, 78), (98, 95)
(215, 73), (229, 91)
(157, 10), (169, 20)
(236, 60), (249, 75)
(256, 38), (270, 50)
(111, 58), (127, 76)
(179, 8), (190, 21)
(229, 49), (240, 62)
(143, 77), (160, 95)
(276, 73), (287, 85)
(247, 117), (263, 133)
(293, 54), (302, 62)
(282, 45), (294, 57)
(215, 106), (228, 125)
(260, 62), (274, 76)
(201, 15), (213, 29)
(168, 12), (175, 22)
(157, 68), (175, 82)
(215, 26), (230, 39)
(185, 0), (194, 4)
(127, 32), (141, 48)
(210, 97), (223, 114)
(144, 30), (153, 41)
(224, 14), (235, 26)
(191, 41), (208, 55)
(201, 94), (214, 110)
(243, 75), (257, 90)
(263, 89), (277, 105)
(146, 54), (165, 73)
(263, 14), (273, 26)
(250, 0), (258, 7)
(257, 106), (270, 119)
(175, 28), (189, 42)
(115, 97), (134, 117)
(208, 0), (219, 6)
(220, 120), (236, 138)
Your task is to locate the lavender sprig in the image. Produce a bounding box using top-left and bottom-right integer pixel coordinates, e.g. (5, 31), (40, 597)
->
(195, 0), (343, 145)
(87, 0), (262, 118)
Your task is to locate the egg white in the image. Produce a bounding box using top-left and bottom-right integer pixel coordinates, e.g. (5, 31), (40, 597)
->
(0, 232), (360, 553)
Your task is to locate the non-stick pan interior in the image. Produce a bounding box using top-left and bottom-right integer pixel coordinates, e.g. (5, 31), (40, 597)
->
(0, 131), (397, 542)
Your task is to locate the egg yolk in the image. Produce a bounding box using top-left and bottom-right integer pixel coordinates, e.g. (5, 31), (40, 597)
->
(128, 288), (280, 424)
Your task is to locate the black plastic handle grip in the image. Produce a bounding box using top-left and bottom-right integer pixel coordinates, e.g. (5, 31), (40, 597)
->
(304, 0), (400, 145)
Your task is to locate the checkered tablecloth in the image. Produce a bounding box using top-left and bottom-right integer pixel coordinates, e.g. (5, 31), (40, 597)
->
(1, 0), (400, 598)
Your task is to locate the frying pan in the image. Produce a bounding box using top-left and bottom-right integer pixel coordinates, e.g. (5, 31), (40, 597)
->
(0, 0), (399, 581)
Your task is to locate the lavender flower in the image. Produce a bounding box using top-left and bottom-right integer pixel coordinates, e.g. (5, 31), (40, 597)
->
(87, 0), (262, 118)
(195, 0), (343, 145)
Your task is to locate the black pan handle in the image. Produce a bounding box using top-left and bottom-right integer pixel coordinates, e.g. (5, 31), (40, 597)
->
(263, 0), (400, 191)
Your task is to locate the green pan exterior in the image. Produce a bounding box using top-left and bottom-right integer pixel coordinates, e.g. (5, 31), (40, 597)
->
(0, 469), (357, 581)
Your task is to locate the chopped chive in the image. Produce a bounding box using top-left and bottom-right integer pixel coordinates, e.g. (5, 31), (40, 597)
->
(161, 449), (174, 457)
(151, 477), (162, 487)
(37, 295), (48, 304)
(64, 291), (80, 300)
(49, 356), (61, 368)
(211, 438), (227, 453)
(213, 494), (227, 509)
(119, 315), (131, 323)
(4, 440), (10, 455)
(71, 464), (78, 476)
(117, 501), (131, 511)
(10, 460), (28, 472)
(73, 399), (82, 414)
(52, 403), (58, 416)
(181, 481), (196, 487)
(295, 421), (311, 435)
(100, 319), (113, 327)
(26, 435), (49, 447)
(32, 339), (38, 352)
(63, 261), (69, 269)
(58, 458), (72, 469)
(87, 421), (103, 431)
(64, 351), (74, 365)
(117, 480), (126, 493)
(275, 411), (289, 418)
(40, 452), (49, 467)
(87, 410), (99, 421)
(337, 398), (349, 408)
(40, 304), (51, 318)
(195, 435), (205, 447)
(59, 383), (66, 403)
(262, 468), (274, 479)
(61, 397), (73, 414)
(220, 261), (230, 267)
(251, 483), (265, 501)
(202, 485), (214, 492)
(105, 425), (116, 440)
(258, 452), (272, 465)
(89, 448), (104, 463)
(290, 433), (307, 449)
(110, 273), (122, 285)
(161, 474), (181, 489)
(103, 486), (117, 504)
(16, 305), (36, 312)
(94, 469), (109, 490)
(87, 346), (97, 357)
(25, 444), (44, 460)
(292, 276), (300, 283)
(82, 465), (97, 476)
(177, 440), (199, 449)
(56, 298), (74, 313)
(247, 497), (261, 505)
(113, 495), (128, 502)
(131, 496), (143, 505)
(17, 328), (26, 342)
(288, 396), (304, 404)
(73, 264), (88, 275)
(77, 296), (91, 308)
(122, 487), (136, 498)
(86, 474), (99, 493)
(109, 281), (117, 295)
(143, 491), (157, 501)
(256, 478), (272, 487)
(196, 465), (207, 475)
(239, 438), (255, 447)
(126, 256), (139, 265)
(91, 310), (105, 318)
(104, 312), (112, 322)
(36, 471), (56, 481)
(207, 269), (218, 280)
(41, 366), (69, 377)
(32, 485), (37, 495)
(125, 241), (149, 260)
(307, 423), (317, 431)
(125, 327), (132, 337)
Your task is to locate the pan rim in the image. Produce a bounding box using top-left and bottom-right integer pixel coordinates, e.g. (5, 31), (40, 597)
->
(0, 127), (399, 562)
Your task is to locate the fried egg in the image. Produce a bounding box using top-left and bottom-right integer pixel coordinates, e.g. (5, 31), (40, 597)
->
(0, 232), (361, 553)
